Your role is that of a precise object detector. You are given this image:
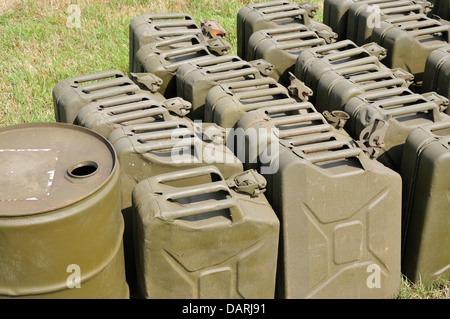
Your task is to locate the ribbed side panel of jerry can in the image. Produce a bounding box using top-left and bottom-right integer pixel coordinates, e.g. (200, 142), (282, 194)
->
(346, 0), (433, 46)
(52, 70), (141, 124)
(132, 166), (279, 299)
(176, 55), (265, 120)
(0, 123), (128, 299)
(400, 121), (450, 286)
(129, 13), (204, 74)
(246, 25), (327, 86)
(107, 119), (243, 298)
(204, 77), (299, 129)
(343, 87), (450, 172)
(371, 13), (450, 89)
(237, 1), (335, 60)
(133, 34), (216, 98)
(294, 40), (387, 104)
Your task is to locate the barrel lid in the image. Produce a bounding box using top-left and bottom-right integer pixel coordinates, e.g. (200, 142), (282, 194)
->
(0, 122), (116, 217)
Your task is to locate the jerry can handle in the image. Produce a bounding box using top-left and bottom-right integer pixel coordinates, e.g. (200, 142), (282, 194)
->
(69, 70), (124, 85)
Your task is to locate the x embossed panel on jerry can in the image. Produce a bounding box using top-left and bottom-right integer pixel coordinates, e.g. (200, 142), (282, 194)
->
(259, 128), (402, 299)
(132, 166), (279, 299)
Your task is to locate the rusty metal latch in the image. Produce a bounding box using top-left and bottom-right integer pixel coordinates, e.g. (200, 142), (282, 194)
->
(288, 72), (313, 101)
(226, 170), (267, 197)
(201, 19), (227, 38)
(129, 72), (163, 93)
(162, 97), (192, 117)
(323, 110), (350, 130)
(356, 118), (389, 158)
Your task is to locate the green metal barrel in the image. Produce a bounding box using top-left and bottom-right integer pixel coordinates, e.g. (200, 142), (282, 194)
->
(0, 122), (129, 299)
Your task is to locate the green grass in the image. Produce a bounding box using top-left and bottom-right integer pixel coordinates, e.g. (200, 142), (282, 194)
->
(0, 0), (448, 299)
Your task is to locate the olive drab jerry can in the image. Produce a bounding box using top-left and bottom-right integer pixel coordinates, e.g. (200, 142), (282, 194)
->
(257, 121), (402, 299)
(400, 121), (450, 286)
(175, 55), (267, 120)
(133, 34), (221, 98)
(204, 77), (310, 129)
(237, 1), (336, 59)
(314, 63), (413, 115)
(75, 92), (191, 139)
(346, 0), (433, 46)
(343, 87), (450, 172)
(0, 123), (129, 299)
(107, 117), (243, 298)
(235, 102), (352, 172)
(129, 13), (205, 73)
(246, 25), (327, 86)
(294, 40), (388, 104)
(422, 45), (450, 111)
(131, 166), (279, 299)
(371, 13), (450, 87)
(52, 70), (141, 124)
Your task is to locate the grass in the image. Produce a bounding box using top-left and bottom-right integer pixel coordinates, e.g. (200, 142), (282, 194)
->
(0, 0), (448, 299)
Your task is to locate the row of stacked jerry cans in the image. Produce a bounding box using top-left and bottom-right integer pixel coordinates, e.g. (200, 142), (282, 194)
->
(323, 0), (450, 97)
(1, 0), (448, 299)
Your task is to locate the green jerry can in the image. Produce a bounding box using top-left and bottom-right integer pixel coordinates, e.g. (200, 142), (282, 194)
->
(133, 34), (225, 98)
(237, 0), (336, 60)
(131, 166), (279, 299)
(400, 121), (450, 286)
(0, 122), (129, 299)
(107, 118), (243, 298)
(129, 13), (205, 74)
(346, 0), (433, 46)
(422, 45), (450, 111)
(52, 70), (141, 124)
(315, 63), (414, 114)
(246, 25), (327, 86)
(256, 120), (402, 298)
(371, 13), (450, 88)
(343, 87), (450, 171)
(428, 0), (450, 20)
(294, 40), (388, 104)
(75, 92), (191, 139)
(323, 0), (359, 40)
(235, 102), (352, 171)
(175, 55), (267, 120)
(204, 77), (305, 129)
